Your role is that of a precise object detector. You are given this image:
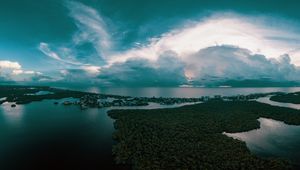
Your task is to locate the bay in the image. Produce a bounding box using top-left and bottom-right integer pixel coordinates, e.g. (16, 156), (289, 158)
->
(0, 97), (198, 170)
(2, 87), (300, 169)
(55, 86), (300, 97)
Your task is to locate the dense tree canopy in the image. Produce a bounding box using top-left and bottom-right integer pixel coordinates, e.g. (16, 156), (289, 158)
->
(108, 101), (300, 170)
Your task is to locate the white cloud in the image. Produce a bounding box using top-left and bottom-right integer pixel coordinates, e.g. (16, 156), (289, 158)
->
(12, 69), (39, 75)
(39, 42), (63, 61)
(80, 65), (101, 75)
(109, 13), (300, 66)
(35, 5), (300, 86)
(12, 69), (23, 75)
(23, 70), (35, 74)
(66, 0), (112, 60)
(0, 60), (46, 82)
(0, 60), (21, 70)
(87, 46), (300, 87)
(38, 1), (111, 74)
(38, 42), (82, 65)
(60, 69), (69, 76)
(185, 46), (300, 82)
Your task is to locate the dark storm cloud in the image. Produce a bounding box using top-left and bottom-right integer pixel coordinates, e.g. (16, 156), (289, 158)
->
(59, 51), (186, 87)
(98, 51), (186, 86)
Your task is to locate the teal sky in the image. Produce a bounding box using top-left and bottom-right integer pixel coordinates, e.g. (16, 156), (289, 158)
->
(1, 0), (300, 86)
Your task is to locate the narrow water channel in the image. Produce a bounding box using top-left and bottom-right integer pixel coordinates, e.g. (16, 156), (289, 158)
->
(224, 97), (300, 168)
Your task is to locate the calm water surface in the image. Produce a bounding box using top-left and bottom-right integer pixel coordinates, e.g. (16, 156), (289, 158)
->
(0, 97), (198, 170)
(257, 96), (300, 110)
(56, 86), (300, 97)
(224, 118), (300, 168)
(0, 98), (117, 170)
(225, 97), (300, 168)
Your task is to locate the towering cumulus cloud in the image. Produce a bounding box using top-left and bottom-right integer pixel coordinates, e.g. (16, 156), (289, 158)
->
(33, 1), (300, 87)
(185, 46), (300, 86)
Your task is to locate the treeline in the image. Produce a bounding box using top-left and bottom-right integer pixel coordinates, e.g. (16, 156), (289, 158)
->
(0, 86), (89, 104)
(0, 85), (50, 98)
(0, 85), (126, 104)
(270, 92), (300, 104)
(108, 101), (300, 170)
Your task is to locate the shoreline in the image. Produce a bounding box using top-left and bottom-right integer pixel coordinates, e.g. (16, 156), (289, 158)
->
(0, 85), (293, 109)
(2, 85), (300, 169)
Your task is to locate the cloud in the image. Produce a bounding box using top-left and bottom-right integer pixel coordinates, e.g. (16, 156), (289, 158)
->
(109, 13), (300, 66)
(0, 60), (50, 82)
(66, 0), (112, 60)
(39, 42), (63, 61)
(66, 46), (298, 87)
(35, 3), (300, 87)
(57, 51), (186, 86)
(38, 42), (82, 65)
(58, 68), (100, 85)
(0, 60), (23, 79)
(97, 51), (186, 86)
(29, 74), (55, 82)
(12, 70), (40, 75)
(0, 60), (21, 70)
(38, 1), (111, 71)
(184, 46), (300, 85)
(80, 65), (101, 75)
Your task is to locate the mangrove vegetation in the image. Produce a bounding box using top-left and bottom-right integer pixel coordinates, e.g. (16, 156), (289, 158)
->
(108, 101), (300, 170)
(270, 92), (300, 104)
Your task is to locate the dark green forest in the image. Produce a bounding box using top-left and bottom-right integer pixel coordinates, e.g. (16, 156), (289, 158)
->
(0, 85), (123, 104)
(271, 92), (300, 104)
(108, 101), (300, 170)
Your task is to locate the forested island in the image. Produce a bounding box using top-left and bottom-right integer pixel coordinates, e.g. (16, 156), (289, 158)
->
(108, 101), (300, 170)
(270, 92), (300, 104)
(0, 85), (123, 104)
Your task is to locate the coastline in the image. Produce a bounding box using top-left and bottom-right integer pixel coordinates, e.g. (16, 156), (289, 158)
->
(2, 85), (300, 169)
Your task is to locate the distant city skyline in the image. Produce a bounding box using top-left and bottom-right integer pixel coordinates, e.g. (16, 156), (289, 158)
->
(1, 0), (300, 86)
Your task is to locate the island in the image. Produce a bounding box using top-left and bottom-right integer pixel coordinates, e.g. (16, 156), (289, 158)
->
(270, 92), (300, 104)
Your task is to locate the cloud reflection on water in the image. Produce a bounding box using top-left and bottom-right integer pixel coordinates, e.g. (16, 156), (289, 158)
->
(224, 118), (300, 164)
(0, 102), (24, 125)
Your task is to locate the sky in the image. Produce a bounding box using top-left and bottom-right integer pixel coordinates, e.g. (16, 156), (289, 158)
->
(1, 0), (300, 87)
